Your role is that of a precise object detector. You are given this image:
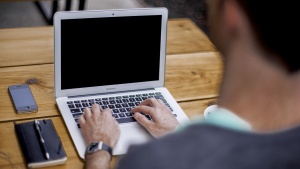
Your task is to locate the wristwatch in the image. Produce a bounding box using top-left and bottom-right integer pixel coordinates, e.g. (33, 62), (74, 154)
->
(85, 141), (112, 158)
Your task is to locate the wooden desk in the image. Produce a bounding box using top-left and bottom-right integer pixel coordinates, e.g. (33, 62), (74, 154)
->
(0, 18), (222, 169)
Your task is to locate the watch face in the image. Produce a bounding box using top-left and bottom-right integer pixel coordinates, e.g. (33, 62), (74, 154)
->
(88, 142), (99, 152)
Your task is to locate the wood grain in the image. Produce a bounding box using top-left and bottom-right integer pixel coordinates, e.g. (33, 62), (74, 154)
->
(166, 52), (223, 102)
(0, 64), (59, 122)
(0, 19), (216, 68)
(167, 18), (216, 54)
(0, 26), (54, 68)
(0, 52), (222, 122)
(179, 98), (218, 120)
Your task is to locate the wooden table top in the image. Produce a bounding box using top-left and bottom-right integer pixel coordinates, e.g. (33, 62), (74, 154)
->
(0, 18), (222, 169)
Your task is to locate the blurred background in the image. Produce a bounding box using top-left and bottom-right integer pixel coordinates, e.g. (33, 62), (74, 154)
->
(0, 0), (208, 34)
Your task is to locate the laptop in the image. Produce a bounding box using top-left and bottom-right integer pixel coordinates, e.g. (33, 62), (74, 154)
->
(54, 7), (190, 159)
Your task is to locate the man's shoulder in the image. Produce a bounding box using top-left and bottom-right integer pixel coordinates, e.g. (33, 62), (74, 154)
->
(117, 123), (300, 169)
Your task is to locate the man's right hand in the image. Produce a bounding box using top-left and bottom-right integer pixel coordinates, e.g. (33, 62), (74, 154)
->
(132, 98), (180, 138)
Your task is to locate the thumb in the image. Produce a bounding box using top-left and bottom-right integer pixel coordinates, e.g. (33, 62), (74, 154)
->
(133, 112), (152, 129)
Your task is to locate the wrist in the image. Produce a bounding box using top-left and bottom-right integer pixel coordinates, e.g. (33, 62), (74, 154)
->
(85, 151), (111, 169)
(85, 141), (113, 160)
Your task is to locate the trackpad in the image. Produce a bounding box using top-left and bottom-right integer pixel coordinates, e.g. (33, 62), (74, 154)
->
(113, 124), (153, 155)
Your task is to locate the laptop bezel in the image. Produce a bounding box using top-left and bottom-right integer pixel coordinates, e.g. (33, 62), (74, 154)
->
(54, 8), (168, 98)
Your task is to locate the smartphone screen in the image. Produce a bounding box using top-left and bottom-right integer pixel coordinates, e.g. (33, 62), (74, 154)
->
(8, 84), (38, 113)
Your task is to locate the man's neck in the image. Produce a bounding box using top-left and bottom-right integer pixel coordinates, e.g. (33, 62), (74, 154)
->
(218, 44), (300, 132)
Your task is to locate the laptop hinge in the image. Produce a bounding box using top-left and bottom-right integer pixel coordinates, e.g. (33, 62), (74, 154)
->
(67, 88), (156, 99)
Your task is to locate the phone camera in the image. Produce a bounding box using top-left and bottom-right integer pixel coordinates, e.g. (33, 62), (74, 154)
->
(26, 106), (29, 109)
(112, 13), (114, 15)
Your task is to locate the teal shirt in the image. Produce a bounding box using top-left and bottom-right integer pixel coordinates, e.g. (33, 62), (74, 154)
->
(178, 106), (252, 132)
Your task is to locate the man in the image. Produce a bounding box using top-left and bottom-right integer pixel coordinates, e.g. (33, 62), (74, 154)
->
(79, 0), (300, 168)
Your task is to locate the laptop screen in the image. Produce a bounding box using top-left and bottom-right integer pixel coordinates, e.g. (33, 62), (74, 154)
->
(61, 15), (162, 90)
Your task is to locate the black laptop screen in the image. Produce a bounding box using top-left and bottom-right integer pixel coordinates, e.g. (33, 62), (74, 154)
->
(61, 15), (162, 90)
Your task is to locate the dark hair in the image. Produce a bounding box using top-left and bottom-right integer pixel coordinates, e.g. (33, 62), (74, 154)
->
(236, 0), (300, 73)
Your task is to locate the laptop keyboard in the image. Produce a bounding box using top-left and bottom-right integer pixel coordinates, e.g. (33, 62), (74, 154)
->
(66, 92), (176, 128)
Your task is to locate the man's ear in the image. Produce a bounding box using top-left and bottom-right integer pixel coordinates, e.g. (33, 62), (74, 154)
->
(223, 0), (243, 37)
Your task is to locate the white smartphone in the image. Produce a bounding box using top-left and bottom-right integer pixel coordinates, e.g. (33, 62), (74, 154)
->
(8, 84), (38, 113)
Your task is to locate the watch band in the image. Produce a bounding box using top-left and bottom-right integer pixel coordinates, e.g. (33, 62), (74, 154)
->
(86, 141), (113, 159)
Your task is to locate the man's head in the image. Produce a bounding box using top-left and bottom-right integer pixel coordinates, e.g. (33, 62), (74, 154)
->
(207, 0), (300, 73)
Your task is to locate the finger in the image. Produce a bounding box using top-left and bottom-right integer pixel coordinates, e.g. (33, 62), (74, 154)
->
(102, 108), (118, 124)
(91, 104), (101, 113)
(102, 108), (112, 116)
(78, 115), (85, 125)
(132, 105), (153, 115)
(84, 107), (92, 118)
(139, 98), (160, 107)
(158, 99), (171, 112)
(158, 99), (165, 106)
(134, 112), (153, 128)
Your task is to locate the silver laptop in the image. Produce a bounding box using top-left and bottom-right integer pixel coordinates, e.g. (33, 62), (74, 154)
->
(54, 8), (190, 160)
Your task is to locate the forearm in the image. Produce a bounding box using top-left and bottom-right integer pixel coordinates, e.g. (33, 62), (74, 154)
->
(84, 151), (111, 169)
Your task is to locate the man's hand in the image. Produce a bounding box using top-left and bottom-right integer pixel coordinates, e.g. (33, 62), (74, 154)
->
(78, 104), (120, 169)
(132, 98), (180, 138)
(78, 104), (120, 148)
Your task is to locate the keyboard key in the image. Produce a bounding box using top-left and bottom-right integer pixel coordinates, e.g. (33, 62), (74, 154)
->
(112, 114), (119, 119)
(96, 101), (103, 105)
(135, 98), (142, 101)
(116, 99), (122, 103)
(68, 104), (75, 108)
(125, 112), (133, 117)
(154, 95), (164, 99)
(128, 103), (135, 107)
(70, 108), (81, 113)
(119, 113), (126, 118)
(122, 103), (129, 107)
(67, 101), (73, 104)
(122, 99), (129, 102)
(88, 99), (94, 102)
(101, 105), (108, 109)
(116, 117), (136, 123)
(75, 104), (82, 108)
(72, 113), (83, 118)
(82, 103), (89, 107)
(103, 101), (109, 105)
(112, 109), (119, 113)
(109, 100), (116, 104)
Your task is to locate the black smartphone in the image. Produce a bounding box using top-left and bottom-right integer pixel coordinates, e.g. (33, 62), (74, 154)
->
(8, 84), (38, 113)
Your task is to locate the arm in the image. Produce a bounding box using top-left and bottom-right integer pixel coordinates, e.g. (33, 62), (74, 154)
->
(78, 104), (120, 169)
(132, 98), (180, 138)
